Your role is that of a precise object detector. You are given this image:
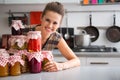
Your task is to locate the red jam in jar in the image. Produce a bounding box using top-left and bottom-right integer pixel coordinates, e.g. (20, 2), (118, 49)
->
(29, 58), (42, 73)
(28, 52), (43, 73)
(27, 31), (41, 52)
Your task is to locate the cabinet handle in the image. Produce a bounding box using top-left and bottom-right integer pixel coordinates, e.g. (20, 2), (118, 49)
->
(90, 62), (109, 64)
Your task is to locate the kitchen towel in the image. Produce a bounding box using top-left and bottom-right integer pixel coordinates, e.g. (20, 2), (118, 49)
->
(30, 11), (42, 25)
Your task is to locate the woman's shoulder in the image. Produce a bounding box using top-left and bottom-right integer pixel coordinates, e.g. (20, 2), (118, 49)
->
(52, 32), (62, 38)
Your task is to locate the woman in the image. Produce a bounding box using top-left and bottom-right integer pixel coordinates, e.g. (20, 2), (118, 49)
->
(36, 2), (80, 72)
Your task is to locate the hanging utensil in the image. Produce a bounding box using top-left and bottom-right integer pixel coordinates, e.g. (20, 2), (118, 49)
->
(60, 27), (63, 37)
(64, 10), (70, 40)
(84, 14), (99, 42)
(106, 14), (120, 42)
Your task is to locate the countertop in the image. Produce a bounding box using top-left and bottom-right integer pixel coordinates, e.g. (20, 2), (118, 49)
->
(0, 66), (120, 80)
(53, 49), (120, 57)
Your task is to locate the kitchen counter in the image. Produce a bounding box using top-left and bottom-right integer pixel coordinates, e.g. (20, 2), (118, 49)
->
(0, 66), (120, 80)
(53, 49), (120, 57)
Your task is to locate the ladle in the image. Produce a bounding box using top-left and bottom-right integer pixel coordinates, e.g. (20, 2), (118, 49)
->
(64, 10), (70, 39)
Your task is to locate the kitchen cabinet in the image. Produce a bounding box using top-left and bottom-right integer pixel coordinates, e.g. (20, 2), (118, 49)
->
(4, 0), (79, 4)
(86, 57), (120, 67)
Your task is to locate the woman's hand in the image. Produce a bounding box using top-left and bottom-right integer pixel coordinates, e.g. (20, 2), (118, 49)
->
(43, 61), (63, 72)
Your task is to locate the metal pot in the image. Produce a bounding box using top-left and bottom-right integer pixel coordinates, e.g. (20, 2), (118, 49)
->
(74, 30), (91, 47)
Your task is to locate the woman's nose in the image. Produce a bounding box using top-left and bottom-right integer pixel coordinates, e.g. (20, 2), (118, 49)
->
(48, 23), (53, 28)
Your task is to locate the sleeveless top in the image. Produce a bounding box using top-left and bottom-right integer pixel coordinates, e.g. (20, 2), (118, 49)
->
(42, 32), (62, 51)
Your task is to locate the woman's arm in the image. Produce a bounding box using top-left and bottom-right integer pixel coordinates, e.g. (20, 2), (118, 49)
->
(57, 37), (80, 70)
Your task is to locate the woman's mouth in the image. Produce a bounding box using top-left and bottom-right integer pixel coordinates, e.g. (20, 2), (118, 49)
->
(45, 27), (53, 33)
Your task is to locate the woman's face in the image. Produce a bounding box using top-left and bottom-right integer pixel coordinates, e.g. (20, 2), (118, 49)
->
(41, 11), (62, 36)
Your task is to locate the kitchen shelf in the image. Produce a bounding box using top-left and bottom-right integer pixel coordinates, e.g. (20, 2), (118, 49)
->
(77, 26), (110, 30)
(80, 1), (120, 6)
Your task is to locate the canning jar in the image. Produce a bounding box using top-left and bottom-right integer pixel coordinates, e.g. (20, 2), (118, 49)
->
(28, 52), (43, 73)
(27, 31), (41, 52)
(11, 20), (25, 35)
(0, 56), (9, 77)
(9, 55), (24, 76)
(0, 49), (9, 77)
(9, 35), (28, 50)
(41, 51), (53, 68)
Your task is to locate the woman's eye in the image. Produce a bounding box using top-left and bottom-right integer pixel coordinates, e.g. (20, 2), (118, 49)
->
(46, 19), (50, 22)
(53, 22), (57, 25)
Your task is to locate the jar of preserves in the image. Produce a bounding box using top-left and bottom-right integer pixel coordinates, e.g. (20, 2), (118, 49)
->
(0, 56), (9, 77)
(9, 35), (28, 50)
(11, 20), (25, 35)
(27, 52), (43, 73)
(0, 49), (9, 77)
(41, 51), (53, 69)
(27, 31), (41, 52)
(9, 55), (24, 76)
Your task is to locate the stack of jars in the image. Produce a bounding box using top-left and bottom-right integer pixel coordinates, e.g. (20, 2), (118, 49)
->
(27, 31), (43, 73)
(0, 49), (24, 77)
(8, 35), (29, 73)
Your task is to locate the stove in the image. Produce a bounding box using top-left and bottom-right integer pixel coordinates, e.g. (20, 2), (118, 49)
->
(72, 45), (117, 52)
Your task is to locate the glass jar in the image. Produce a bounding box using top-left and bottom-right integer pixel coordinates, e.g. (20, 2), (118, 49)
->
(9, 55), (24, 76)
(27, 31), (41, 52)
(21, 54), (29, 73)
(28, 52), (43, 73)
(0, 56), (9, 77)
(41, 51), (53, 68)
(9, 35), (28, 50)
(11, 20), (25, 35)
(29, 58), (42, 73)
(10, 62), (21, 76)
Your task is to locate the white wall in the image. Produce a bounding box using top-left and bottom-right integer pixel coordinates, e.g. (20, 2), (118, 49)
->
(0, 3), (120, 51)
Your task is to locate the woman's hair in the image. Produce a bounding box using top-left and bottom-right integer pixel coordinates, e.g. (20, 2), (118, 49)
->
(42, 2), (65, 18)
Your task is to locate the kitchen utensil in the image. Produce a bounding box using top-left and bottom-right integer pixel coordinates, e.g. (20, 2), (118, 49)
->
(64, 11), (70, 40)
(60, 27), (63, 37)
(74, 30), (91, 47)
(8, 14), (28, 26)
(106, 14), (120, 42)
(84, 14), (99, 42)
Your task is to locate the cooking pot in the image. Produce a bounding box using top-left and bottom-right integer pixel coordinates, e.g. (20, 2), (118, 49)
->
(74, 30), (92, 47)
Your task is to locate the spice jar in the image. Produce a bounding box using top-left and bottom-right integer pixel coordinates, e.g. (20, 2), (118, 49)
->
(9, 35), (28, 50)
(9, 55), (24, 76)
(27, 31), (41, 52)
(41, 51), (53, 69)
(11, 20), (25, 35)
(27, 52), (43, 73)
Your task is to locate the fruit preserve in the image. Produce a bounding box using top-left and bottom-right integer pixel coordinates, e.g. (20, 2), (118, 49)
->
(11, 20), (25, 35)
(9, 55), (24, 76)
(28, 52), (43, 73)
(41, 51), (53, 68)
(0, 56), (9, 77)
(9, 35), (28, 50)
(27, 31), (41, 52)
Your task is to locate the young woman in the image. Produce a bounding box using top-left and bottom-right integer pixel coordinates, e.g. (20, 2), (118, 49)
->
(36, 2), (80, 72)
